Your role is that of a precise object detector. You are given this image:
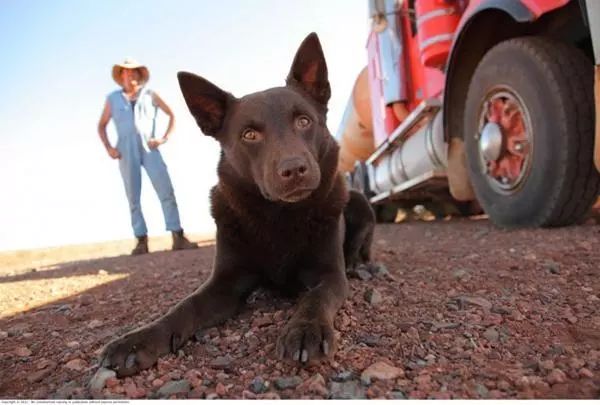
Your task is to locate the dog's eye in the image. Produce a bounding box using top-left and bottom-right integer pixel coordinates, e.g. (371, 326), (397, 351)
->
(241, 129), (260, 142)
(296, 115), (312, 129)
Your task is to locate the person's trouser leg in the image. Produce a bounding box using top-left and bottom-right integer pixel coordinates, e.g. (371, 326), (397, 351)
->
(142, 149), (182, 232)
(119, 155), (147, 237)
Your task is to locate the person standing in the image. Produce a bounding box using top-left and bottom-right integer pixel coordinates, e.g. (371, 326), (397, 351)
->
(97, 58), (198, 255)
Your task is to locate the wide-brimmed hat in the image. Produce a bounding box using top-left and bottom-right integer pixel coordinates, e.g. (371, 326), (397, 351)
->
(112, 58), (150, 87)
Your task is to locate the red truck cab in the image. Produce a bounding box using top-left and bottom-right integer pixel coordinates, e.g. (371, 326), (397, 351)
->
(338, 0), (600, 227)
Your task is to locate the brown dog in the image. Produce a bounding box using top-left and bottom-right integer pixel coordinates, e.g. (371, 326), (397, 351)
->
(100, 33), (375, 377)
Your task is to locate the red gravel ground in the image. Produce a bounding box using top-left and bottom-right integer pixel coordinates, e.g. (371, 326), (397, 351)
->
(1, 218), (599, 399)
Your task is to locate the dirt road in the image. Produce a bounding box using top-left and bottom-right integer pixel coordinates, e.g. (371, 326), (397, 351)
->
(1, 219), (599, 399)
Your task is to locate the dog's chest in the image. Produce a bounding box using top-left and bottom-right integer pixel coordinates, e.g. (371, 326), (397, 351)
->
(244, 214), (329, 290)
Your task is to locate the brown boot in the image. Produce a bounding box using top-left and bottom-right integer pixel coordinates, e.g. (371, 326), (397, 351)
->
(172, 230), (198, 251)
(131, 235), (149, 255)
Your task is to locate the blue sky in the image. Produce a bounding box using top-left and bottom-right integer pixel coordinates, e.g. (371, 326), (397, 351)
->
(0, 0), (369, 251)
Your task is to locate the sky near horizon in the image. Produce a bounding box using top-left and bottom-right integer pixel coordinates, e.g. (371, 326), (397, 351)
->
(0, 0), (369, 251)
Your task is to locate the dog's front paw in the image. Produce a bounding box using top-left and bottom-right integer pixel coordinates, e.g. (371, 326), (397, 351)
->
(277, 318), (335, 365)
(100, 326), (169, 377)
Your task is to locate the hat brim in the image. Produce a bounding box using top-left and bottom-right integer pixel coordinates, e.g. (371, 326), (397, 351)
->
(112, 64), (150, 87)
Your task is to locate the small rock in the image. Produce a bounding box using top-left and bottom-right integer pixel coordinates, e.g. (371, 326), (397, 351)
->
(389, 390), (406, 399)
(539, 360), (554, 371)
(578, 368), (593, 378)
(364, 288), (383, 306)
(546, 369), (567, 385)
(458, 296), (492, 311)
(491, 306), (511, 315)
(124, 382), (145, 399)
(169, 370), (183, 380)
(7, 323), (29, 336)
(406, 326), (420, 340)
(89, 367), (116, 391)
(367, 263), (389, 277)
(329, 381), (366, 399)
(65, 358), (87, 371)
(251, 315), (273, 328)
(259, 392), (281, 399)
(242, 390), (257, 399)
(249, 377), (268, 394)
(215, 382), (227, 396)
(361, 361), (404, 385)
(27, 367), (54, 383)
(453, 268), (470, 280)
(37, 358), (56, 370)
(274, 376), (302, 390)
(22, 332), (34, 339)
(543, 260), (560, 274)
(66, 341), (80, 349)
(105, 377), (119, 388)
(152, 378), (165, 388)
(215, 372), (229, 381)
(79, 294), (94, 306)
(88, 319), (103, 328)
(358, 334), (380, 347)
(14, 346), (32, 357)
(360, 374), (371, 386)
(206, 393), (219, 400)
(475, 383), (489, 398)
(54, 304), (72, 314)
(497, 380), (511, 391)
(55, 381), (80, 399)
(425, 353), (436, 363)
(483, 327), (499, 342)
(0, 331), (7, 339)
(157, 380), (191, 397)
(332, 370), (354, 382)
(568, 357), (585, 370)
(355, 269), (372, 281)
(98, 269), (109, 276)
(415, 373), (431, 389)
(510, 310), (525, 321)
(431, 322), (460, 332)
(299, 373), (328, 396)
(210, 355), (233, 370)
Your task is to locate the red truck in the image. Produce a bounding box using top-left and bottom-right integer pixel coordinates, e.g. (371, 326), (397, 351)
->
(337, 0), (600, 227)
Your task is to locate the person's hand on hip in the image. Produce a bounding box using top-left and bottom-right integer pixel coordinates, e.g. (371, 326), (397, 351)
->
(107, 147), (121, 159)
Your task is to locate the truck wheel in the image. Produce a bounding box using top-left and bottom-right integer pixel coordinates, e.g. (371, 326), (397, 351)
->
(463, 37), (600, 227)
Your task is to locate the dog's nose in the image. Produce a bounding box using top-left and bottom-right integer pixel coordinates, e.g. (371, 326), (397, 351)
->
(277, 158), (309, 180)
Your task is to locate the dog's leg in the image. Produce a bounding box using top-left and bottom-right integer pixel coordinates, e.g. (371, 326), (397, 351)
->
(100, 262), (257, 377)
(343, 190), (375, 270)
(277, 219), (349, 365)
(277, 271), (348, 365)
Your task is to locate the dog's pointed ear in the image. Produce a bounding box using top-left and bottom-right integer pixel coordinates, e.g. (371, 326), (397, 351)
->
(286, 32), (331, 107)
(177, 72), (234, 137)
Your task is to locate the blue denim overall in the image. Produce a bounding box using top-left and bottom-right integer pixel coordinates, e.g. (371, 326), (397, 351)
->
(107, 87), (182, 237)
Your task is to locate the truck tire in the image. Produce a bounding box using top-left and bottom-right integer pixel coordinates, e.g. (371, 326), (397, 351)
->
(463, 37), (600, 227)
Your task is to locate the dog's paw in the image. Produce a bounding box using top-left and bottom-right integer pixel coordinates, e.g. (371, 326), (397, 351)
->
(347, 262), (390, 280)
(276, 318), (335, 365)
(99, 327), (166, 377)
